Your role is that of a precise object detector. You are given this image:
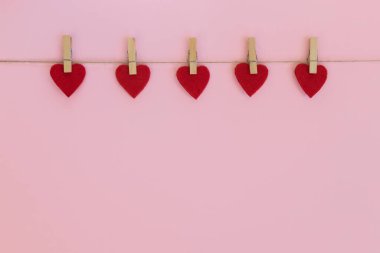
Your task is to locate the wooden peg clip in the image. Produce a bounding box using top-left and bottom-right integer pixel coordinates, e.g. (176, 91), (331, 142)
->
(308, 37), (318, 74)
(188, 38), (197, 75)
(248, 37), (258, 74)
(128, 38), (137, 75)
(62, 35), (72, 73)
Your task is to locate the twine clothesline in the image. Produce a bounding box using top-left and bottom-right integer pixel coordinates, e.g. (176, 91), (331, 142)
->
(1, 59), (380, 64)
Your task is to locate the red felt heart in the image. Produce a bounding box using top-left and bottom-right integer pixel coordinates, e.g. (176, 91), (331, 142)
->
(295, 64), (328, 98)
(235, 63), (269, 96)
(115, 65), (151, 98)
(176, 66), (210, 99)
(50, 64), (86, 97)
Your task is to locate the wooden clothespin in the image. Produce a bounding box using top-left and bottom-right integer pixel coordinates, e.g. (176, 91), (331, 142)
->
(188, 38), (197, 75)
(308, 37), (318, 74)
(62, 35), (72, 73)
(128, 38), (137, 75)
(248, 37), (258, 74)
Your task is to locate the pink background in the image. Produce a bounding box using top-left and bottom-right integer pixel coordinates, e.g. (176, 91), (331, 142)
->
(1, 0), (380, 252)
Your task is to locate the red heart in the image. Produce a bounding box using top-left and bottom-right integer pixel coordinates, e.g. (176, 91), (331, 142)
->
(176, 66), (210, 99)
(295, 64), (328, 98)
(235, 63), (268, 96)
(50, 64), (86, 97)
(115, 65), (151, 98)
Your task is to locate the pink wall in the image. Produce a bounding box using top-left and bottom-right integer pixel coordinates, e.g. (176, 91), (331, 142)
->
(1, 0), (380, 252)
